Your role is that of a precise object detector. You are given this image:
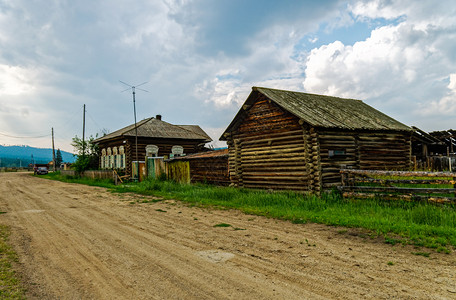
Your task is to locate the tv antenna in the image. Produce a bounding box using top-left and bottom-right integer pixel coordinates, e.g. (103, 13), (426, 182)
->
(120, 80), (149, 180)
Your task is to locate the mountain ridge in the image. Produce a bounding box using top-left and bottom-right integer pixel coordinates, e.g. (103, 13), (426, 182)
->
(0, 145), (76, 167)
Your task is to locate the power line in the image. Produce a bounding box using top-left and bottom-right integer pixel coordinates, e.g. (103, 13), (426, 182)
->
(0, 131), (51, 139)
(86, 110), (104, 133)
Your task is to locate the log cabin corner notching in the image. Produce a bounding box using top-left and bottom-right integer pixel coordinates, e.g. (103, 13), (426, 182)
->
(220, 87), (413, 193)
(93, 115), (212, 177)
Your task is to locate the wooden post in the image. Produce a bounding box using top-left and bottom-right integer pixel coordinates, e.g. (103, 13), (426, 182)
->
(302, 125), (314, 192)
(309, 127), (322, 194)
(453, 176), (456, 198)
(234, 138), (243, 187)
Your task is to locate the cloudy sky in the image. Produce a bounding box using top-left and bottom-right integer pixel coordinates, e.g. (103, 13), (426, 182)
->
(1, 0), (455, 152)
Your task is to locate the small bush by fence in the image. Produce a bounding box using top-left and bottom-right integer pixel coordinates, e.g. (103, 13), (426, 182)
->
(340, 169), (456, 204)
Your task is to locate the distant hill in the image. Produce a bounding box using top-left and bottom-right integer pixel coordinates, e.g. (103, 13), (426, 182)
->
(0, 145), (75, 167)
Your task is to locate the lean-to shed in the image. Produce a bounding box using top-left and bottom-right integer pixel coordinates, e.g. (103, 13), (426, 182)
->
(171, 148), (230, 185)
(220, 87), (413, 192)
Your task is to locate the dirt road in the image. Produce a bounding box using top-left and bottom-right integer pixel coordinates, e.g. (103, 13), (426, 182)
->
(0, 172), (455, 299)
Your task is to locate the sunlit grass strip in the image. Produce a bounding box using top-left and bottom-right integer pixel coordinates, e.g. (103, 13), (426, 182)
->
(41, 173), (456, 252)
(0, 225), (26, 299)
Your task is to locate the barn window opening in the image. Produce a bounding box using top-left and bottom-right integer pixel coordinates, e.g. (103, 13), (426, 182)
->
(328, 150), (346, 158)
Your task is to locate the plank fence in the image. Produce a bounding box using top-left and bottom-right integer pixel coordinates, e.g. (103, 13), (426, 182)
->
(339, 169), (456, 204)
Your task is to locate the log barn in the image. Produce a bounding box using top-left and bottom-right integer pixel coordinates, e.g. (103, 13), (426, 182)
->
(93, 115), (211, 177)
(220, 87), (413, 192)
(171, 149), (229, 185)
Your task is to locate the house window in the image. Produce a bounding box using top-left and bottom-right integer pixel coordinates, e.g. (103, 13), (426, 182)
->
(171, 145), (184, 158)
(146, 145), (159, 157)
(101, 149), (106, 169)
(113, 147), (118, 169)
(119, 145), (125, 169)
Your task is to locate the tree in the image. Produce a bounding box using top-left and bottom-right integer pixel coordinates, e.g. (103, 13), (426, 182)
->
(71, 135), (99, 173)
(55, 149), (63, 167)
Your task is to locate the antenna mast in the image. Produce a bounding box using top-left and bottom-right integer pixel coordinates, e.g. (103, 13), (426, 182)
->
(119, 80), (148, 180)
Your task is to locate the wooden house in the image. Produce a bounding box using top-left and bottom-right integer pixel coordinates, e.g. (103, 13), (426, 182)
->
(220, 87), (413, 192)
(93, 115), (212, 177)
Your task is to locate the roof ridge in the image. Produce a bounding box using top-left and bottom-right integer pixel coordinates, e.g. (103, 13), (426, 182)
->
(220, 87), (412, 140)
(253, 86), (364, 102)
(175, 124), (211, 140)
(93, 116), (212, 143)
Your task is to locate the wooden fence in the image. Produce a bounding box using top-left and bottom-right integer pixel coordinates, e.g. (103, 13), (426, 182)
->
(339, 169), (456, 204)
(60, 155), (223, 186)
(413, 156), (456, 172)
(166, 160), (190, 184)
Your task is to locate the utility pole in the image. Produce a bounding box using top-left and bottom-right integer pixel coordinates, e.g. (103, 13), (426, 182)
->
(52, 127), (56, 172)
(82, 104), (86, 157)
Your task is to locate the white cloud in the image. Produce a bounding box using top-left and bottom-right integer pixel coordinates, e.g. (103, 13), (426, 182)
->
(421, 74), (456, 116)
(1, 0), (456, 151)
(303, 23), (434, 99)
(0, 65), (36, 96)
(303, 0), (456, 130)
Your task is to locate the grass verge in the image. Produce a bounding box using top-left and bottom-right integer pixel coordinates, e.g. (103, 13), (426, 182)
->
(40, 172), (456, 252)
(0, 224), (26, 299)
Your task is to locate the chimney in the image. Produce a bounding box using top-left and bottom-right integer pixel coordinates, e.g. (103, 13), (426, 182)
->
(156, 114), (162, 120)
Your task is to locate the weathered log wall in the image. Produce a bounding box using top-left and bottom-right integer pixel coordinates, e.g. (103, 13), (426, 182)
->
(318, 130), (412, 188)
(357, 132), (411, 170)
(318, 131), (358, 189)
(188, 157), (229, 185)
(227, 95), (309, 191)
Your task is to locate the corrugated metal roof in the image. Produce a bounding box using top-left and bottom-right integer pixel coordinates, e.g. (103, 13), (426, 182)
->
(94, 117), (212, 143)
(220, 87), (411, 140)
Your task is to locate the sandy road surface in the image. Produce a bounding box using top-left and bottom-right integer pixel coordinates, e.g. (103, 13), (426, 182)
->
(0, 172), (455, 299)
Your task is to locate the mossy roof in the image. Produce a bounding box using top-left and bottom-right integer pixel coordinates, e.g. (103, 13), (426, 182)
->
(220, 87), (412, 140)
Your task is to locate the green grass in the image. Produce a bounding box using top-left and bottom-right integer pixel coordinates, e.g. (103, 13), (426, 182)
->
(412, 251), (431, 258)
(38, 172), (115, 188)
(40, 173), (456, 252)
(213, 223), (232, 227)
(0, 225), (26, 299)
